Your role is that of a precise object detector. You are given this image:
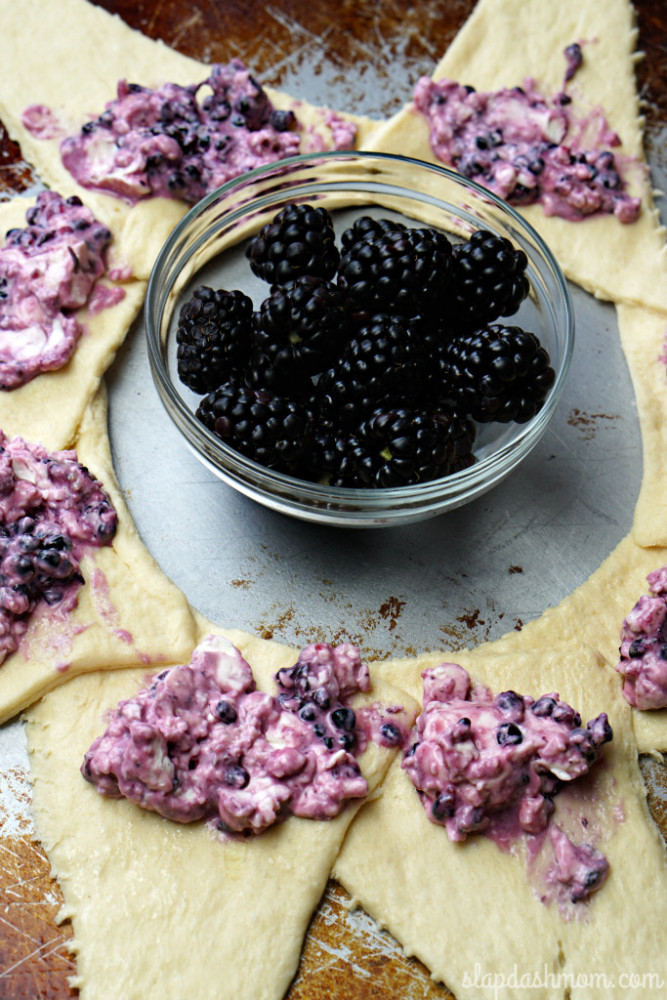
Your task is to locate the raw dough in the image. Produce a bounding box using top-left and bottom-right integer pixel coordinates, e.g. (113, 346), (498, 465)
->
(3, 0), (666, 996)
(478, 535), (667, 754)
(0, 193), (145, 450)
(616, 303), (667, 547)
(335, 643), (667, 1000)
(24, 618), (417, 1000)
(0, 385), (197, 725)
(328, 13), (667, 991)
(0, 0), (381, 282)
(364, 0), (667, 315)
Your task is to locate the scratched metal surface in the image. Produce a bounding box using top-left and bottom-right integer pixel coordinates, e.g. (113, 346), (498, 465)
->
(0, 1), (666, 998)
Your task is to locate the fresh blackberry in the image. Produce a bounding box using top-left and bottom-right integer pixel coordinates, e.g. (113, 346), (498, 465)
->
(441, 324), (556, 423)
(246, 203), (340, 284)
(413, 317), (464, 404)
(348, 406), (475, 488)
(303, 424), (359, 487)
(314, 314), (426, 430)
(176, 286), (253, 394)
(242, 347), (311, 401)
(433, 406), (477, 472)
(449, 230), (529, 329)
(251, 276), (348, 388)
(337, 226), (453, 318)
(340, 215), (407, 250)
(196, 378), (313, 474)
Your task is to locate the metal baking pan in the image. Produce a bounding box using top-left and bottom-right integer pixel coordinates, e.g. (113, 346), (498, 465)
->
(0, 1), (664, 995)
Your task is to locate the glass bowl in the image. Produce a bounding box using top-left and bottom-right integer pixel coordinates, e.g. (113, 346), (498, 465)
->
(146, 150), (573, 528)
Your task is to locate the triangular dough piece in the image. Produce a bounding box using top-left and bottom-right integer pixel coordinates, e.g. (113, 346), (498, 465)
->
(616, 303), (667, 547)
(364, 0), (667, 314)
(24, 620), (417, 1000)
(0, 0), (380, 282)
(481, 299), (667, 755)
(334, 644), (667, 1000)
(0, 194), (145, 450)
(0, 385), (196, 725)
(479, 534), (667, 754)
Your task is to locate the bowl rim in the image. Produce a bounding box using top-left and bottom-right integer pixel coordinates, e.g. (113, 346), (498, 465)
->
(146, 149), (574, 515)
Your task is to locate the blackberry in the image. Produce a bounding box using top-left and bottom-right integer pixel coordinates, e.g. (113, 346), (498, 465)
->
(176, 286), (253, 394)
(246, 203), (340, 284)
(348, 406), (475, 488)
(340, 215), (407, 250)
(337, 226), (453, 318)
(416, 318), (465, 405)
(243, 347), (310, 401)
(314, 314), (426, 430)
(432, 406), (477, 472)
(196, 378), (313, 474)
(303, 424), (358, 487)
(441, 324), (556, 423)
(251, 276), (348, 385)
(449, 230), (529, 329)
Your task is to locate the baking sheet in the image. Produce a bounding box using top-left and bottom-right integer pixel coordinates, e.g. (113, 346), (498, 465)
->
(0, 1), (665, 996)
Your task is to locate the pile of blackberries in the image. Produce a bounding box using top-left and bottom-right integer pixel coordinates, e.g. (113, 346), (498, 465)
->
(176, 202), (555, 488)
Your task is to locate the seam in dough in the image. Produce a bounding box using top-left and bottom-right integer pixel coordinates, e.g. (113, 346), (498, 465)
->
(616, 303), (667, 548)
(0, 384), (197, 726)
(334, 643), (667, 1000)
(3, 1), (666, 997)
(0, 0), (382, 282)
(24, 620), (419, 1000)
(363, 0), (667, 315)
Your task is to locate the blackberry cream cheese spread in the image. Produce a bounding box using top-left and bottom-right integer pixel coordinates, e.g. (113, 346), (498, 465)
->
(413, 45), (640, 224)
(0, 191), (116, 389)
(0, 433), (117, 662)
(546, 823), (609, 904)
(616, 567), (667, 709)
(82, 636), (409, 835)
(403, 663), (612, 900)
(26, 61), (356, 205)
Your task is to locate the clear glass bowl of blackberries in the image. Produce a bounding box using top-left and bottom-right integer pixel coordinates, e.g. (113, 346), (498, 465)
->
(146, 151), (573, 526)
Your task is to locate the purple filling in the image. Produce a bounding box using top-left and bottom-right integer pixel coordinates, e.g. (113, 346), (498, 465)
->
(412, 46), (640, 224)
(546, 824), (609, 904)
(82, 637), (409, 835)
(0, 432), (117, 662)
(563, 43), (584, 83)
(39, 60), (356, 206)
(402, 663), (612, 845)
(616, 566), (667, 710)
(0, 191), (113, 389)
(276, 641), (410, 752)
